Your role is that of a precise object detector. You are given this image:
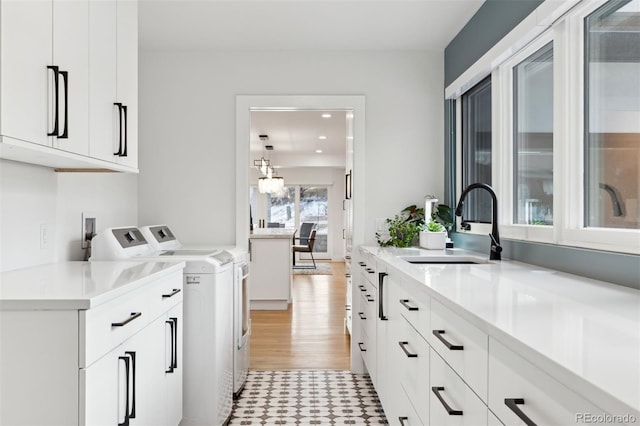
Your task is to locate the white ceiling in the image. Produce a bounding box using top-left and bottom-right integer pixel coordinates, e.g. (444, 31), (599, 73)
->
(139, 0), (484, 52)
(250, 110), (348, 168)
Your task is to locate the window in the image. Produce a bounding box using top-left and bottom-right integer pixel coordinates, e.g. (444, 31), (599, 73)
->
(513, 42), (554, 225)
(584, 0), (640, 230)
(461, 76), (493, 224)
(299, 186), (328, 253)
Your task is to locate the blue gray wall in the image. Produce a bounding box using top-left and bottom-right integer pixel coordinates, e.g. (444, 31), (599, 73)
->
(444, 0), (640, 290)
(445, 0), (543, 86)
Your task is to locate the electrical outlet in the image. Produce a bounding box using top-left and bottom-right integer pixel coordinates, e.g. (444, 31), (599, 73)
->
(40, 223), (49, 249)
(82, 212), (97, 249)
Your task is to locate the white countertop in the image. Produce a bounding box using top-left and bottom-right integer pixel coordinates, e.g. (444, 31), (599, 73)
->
(0, 261), (186, 310)
(361, 246), (640, 415)
(250, 228), (296, 239)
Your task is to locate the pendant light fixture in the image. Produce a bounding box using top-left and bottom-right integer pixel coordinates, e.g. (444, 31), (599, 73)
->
(254, 135), (285, 194)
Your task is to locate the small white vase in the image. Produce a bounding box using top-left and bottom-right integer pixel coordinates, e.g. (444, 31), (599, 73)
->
(419, 231), (447, 249)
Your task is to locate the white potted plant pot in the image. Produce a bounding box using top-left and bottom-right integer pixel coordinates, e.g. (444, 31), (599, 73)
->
(419, 231), (447, 249)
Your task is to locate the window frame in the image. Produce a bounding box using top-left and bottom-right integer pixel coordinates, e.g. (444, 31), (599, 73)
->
(451, 0), (639, 255)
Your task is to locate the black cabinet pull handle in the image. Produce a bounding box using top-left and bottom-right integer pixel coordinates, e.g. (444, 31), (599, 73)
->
(378, 272), (388, 320)
(398, 417), (408, 426)
(358, 262), (366, 267)
(505, 398), (537, 426)
(358, 342), (366, 352)
(114, 102), (123, 155)
(432, 330), (463, 350)
(366, 268), (375, 274)
(398, 341), (418, 358)
(47, 66), (59, 137)
(112, 312), (142, 327)
(121, 104), (128, 156)
(118, 356), (130, 426)
(432, 386), (463, 415)
(345, 255), (351, 260)
(165, 320), (175, 373)
(162, 288), (181, 298)
(58, 70), (68, 139)
(358, 285), (366, 292)
(358, 312), (366, 320)
(366, 295), (374, 302)
(124, 351), (136, 419)
(170, 317), (178, 369)
(400, 299), (418, 311)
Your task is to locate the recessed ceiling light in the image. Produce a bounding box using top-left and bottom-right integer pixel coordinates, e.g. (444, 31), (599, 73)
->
(318, 136), (327, 140)
(321, 113), (332, 119)
(315, 149), (323, 154)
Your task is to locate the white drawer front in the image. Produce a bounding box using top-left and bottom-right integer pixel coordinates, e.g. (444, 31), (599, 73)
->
(80, 270), (183, 367)
(397, 317), (430, 425)
(397, 383), (425, 426)
(430, 348), (488, 426)
(488, 338), (606, 426)
(430, 298), (488, 402)
(397, 283), (430, 341)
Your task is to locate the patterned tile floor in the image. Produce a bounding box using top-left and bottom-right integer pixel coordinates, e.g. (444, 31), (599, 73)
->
(230, 370), (389, 425)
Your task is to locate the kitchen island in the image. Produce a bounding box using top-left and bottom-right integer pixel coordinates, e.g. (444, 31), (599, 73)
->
(249, 228), (295, 310)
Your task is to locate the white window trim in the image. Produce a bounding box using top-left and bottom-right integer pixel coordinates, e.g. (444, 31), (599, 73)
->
(497, 30), (555, 244)
(451, 0), (640, 255)
(560, 0), (640, 254)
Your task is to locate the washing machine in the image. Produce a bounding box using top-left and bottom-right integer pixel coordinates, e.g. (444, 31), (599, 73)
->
(139, 225), (250, 398)
(91, 226), (235, 426)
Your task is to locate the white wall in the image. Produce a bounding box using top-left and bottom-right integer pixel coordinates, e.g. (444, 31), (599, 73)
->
(0, 160), (138, 271)
(139, 50), (445, 246)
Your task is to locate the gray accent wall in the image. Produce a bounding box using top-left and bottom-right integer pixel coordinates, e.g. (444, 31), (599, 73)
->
(445, 0), (543, 86)
(444, 0), (640, 290)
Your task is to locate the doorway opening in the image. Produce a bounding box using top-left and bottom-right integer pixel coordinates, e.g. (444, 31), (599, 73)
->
(236, 95), (365, 373)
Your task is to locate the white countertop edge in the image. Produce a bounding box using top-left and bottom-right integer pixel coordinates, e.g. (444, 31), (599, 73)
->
(0, 261), (186, 311)
(362, 246), (640, 416)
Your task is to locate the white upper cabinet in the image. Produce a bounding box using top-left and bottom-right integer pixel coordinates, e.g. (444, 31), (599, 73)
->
(89, 0), (138, 169)
(0, 0), (53, 147)
(52, 0), (89, 155)
(0, 0), (138, 172)
(116, 0), (138, 169)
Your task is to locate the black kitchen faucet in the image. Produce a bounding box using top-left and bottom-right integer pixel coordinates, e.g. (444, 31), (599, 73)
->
(455, 183), (502, 261)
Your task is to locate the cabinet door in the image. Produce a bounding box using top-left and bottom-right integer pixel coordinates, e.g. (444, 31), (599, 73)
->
(52, 0), (89, 155)
(165, 303), (183, 426)
(80, 345), (123, 426)
(88, 0), (118, 162)
(116, 0), (138, 168)
(0, 0), (53, 146)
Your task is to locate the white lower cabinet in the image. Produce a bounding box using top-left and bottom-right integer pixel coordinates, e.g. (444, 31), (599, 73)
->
(0, 270), (183, 426)
(430, 348), (487, 426)
(488, 338), (604, 426)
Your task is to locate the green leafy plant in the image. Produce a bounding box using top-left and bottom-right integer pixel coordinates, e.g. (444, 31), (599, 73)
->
(432, 204), (453, 231)
(376, 213), (421, 247)
(423, 220), (446, 233)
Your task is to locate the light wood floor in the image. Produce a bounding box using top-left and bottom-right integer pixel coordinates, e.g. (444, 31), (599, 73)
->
(250, 261), (351, 370)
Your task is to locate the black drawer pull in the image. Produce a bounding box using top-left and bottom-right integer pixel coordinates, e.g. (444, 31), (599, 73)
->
(366, 295), (374, 302)
(358, 262), (366, 267)
(162, 288), (181, 298)
(112, 312), (142, 327)
(432, 386), (463, 416)
(358, 312), (366, 320)
(398, 417), (408, 426)
(505, 398), (537, 426)
(432, 330), (463, 350)
(398, 341), (418, 358)
(358, 342), (366, 352)
(366, 268), (375, 274)
(400, 299), (418, 311)
(358, 285), (366, 292)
